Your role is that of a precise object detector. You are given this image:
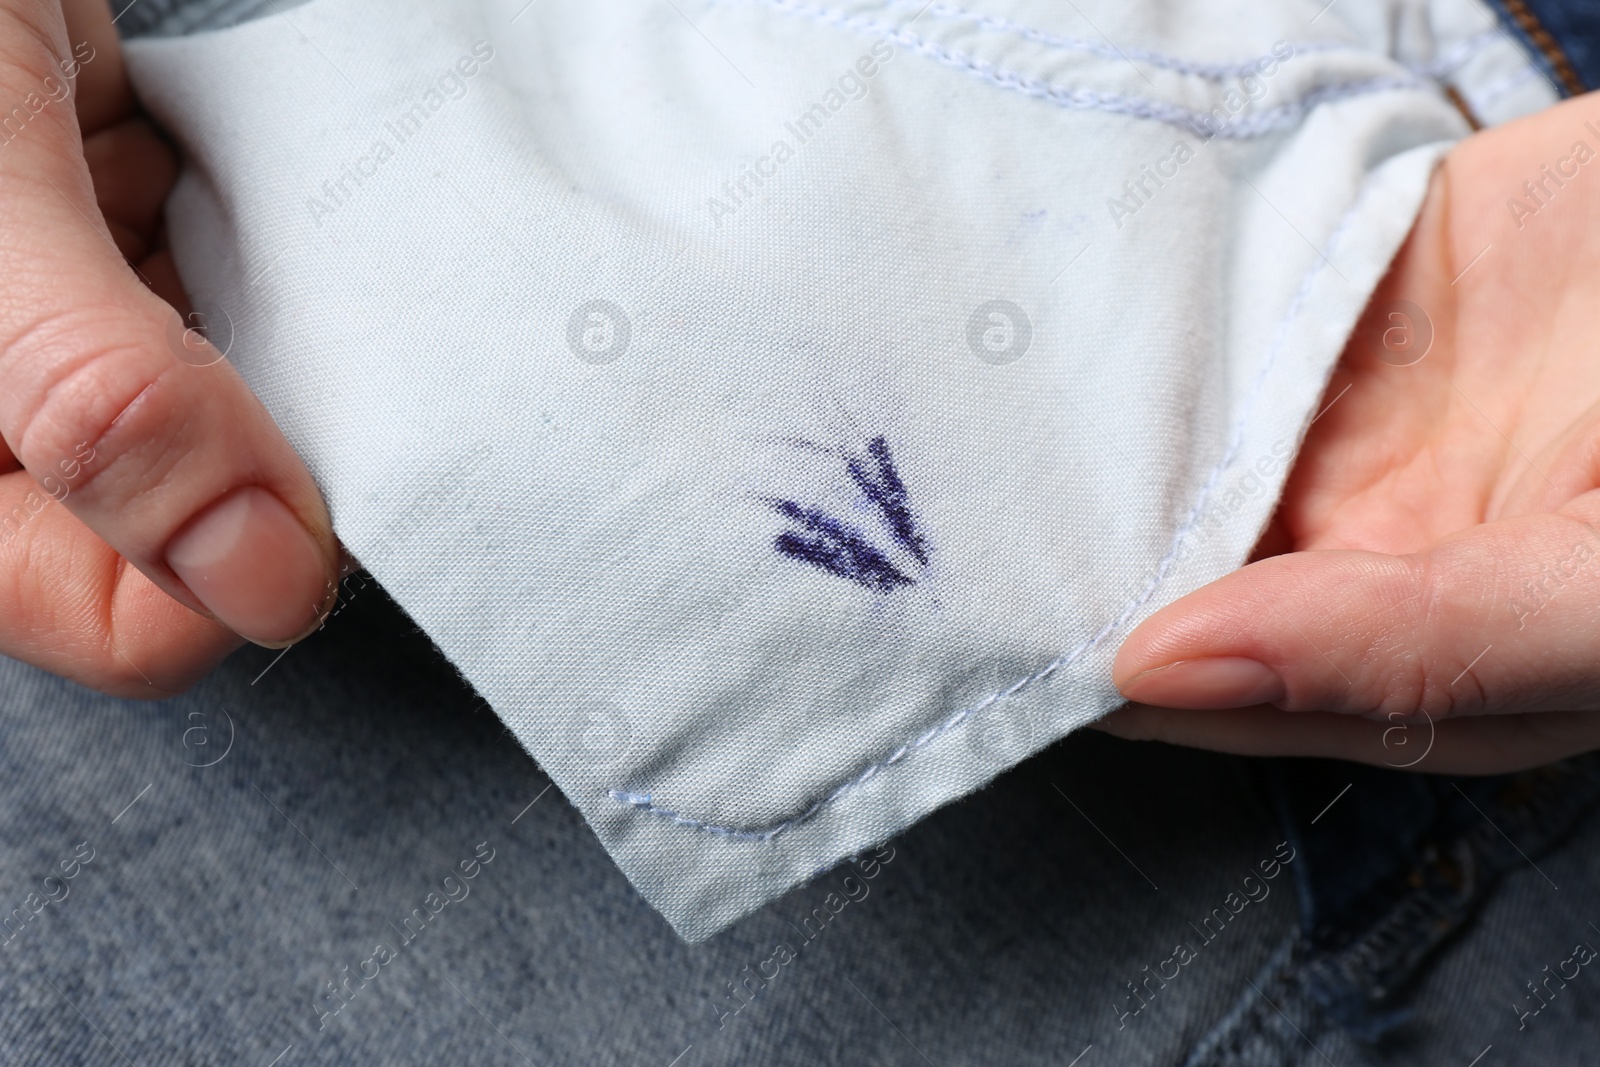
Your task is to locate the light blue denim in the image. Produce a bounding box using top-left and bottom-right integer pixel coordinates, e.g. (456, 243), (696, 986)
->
(1, 581), (1598, 1064)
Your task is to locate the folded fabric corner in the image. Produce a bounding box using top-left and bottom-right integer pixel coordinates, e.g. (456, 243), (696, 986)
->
(124, 0), (1550, 939)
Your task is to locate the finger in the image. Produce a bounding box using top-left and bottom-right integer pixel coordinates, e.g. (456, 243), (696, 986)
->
(1093, 703), (1600, 775)
(136, 246), (193, 318)
(60, 0), (131, 134)
(0, 0), (340, 647)
(0, 469), (241, 698)
(82, 117), (178, 259)
(1113, 497), (1600, 720)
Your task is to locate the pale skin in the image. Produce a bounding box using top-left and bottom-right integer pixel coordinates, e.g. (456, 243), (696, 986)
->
(0, 0), (341, 698)
(1104, 89), (1600, 775)
(2, 0), (1598, 782)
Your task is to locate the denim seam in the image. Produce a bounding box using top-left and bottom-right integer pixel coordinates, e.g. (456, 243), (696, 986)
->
(1181, 933), (1309, 1067)
(1495, 0), (1586, 95)
(871, 0), (1354, 80)
(769, 0), (1500, 84)
(1184, 758), (1600, 1064)
(610, 174), (1385, 841)
(731, 0), (1433, 140)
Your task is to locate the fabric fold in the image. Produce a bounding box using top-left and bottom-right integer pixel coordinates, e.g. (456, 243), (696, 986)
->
(123, 0), (1548, 939)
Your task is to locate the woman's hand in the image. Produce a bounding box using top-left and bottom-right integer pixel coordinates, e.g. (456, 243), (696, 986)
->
(0, 0), (340, 697)
(1101, 89), (1600, 774)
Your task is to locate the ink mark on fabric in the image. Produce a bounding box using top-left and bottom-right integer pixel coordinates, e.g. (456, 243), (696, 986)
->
(770, 435), (928, 591)
(614, 175), (1384, 841)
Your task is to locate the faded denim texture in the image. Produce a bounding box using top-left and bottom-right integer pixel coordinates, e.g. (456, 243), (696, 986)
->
(0, 584), (1303, 1064)
(1, 562), (1598, 1063)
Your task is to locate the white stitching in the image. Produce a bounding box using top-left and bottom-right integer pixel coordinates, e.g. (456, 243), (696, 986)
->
(735, 0), (1431, 139)
(877, 2), (1502, 82)
(1469, 61), (1542, 112)
(1414, 29), (1502, 79)
(874, 0), (1352, 80)
(611, 173), (1385, 842)
(723, 0), (1499, 86)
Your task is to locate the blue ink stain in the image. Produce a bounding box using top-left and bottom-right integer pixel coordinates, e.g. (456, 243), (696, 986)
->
(770, 500), (912, 593)
(770, 436), (928, 593)
(847, 437), (929, 565)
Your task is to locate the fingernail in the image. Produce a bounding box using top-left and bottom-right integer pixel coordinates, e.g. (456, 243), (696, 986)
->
(1118, 657), (1285, 710)
(166, 487), (335, 647)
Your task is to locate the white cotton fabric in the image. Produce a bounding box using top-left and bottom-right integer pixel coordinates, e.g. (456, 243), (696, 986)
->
(124, 0), (1553, 940)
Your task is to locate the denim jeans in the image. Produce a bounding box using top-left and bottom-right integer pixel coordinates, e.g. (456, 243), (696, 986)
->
(3, 580), (1599, 1064)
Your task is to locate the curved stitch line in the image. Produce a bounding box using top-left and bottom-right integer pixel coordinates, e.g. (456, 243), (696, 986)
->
(611, 177), (1386, 842)
(1470, 61), (1540, 113)
(871, 0), (1351, 80)
(741, 0), (1431, 140)
(886, 4), (1503, 82)
(728, 0), (1498, 85)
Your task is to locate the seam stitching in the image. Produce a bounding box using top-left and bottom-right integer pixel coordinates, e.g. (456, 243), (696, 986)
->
(1470, 60), (1541, 112)
(1498, 0), (1585, 95)
(873, 0), (1351, 80)
(731, 0), (1432, 139)
(732, 0), (1498, 83)
(610, 175), (1385, 842)
(1415, 29), (1502, 79)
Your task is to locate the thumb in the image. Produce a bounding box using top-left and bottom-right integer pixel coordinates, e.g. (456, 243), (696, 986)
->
(1113, 503), (1600, 720)
(0, 0), (339, 646)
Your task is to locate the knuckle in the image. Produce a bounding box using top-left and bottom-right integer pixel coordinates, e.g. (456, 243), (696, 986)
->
(5, 307), (185, 509)
(1364, 649), (1487, 722)
(1358, 649), (1430, 719)
(1298, 553), (1491, 721)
